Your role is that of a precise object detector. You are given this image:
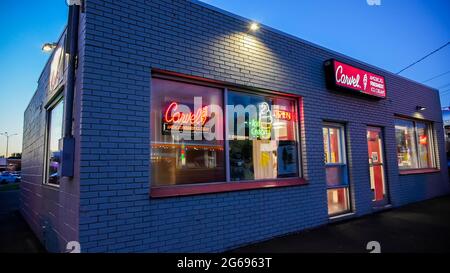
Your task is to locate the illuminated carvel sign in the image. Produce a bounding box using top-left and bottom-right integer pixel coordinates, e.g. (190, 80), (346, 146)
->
(162, 102), (210, 134)
(324, 59), (386, 98)
(164, 102), (208, 125)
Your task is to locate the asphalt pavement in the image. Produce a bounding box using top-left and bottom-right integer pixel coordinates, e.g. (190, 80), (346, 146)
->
(0, 189), (45, 253)
(234, 194), (450, 253)
(1, 187), (450, 253)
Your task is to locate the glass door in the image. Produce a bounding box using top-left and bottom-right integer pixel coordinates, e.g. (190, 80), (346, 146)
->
(367, 127), (389, 206)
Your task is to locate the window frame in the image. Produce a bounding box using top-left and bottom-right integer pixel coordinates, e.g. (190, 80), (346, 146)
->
(323, 123), (349, 188)
(394, 117), (437, 173)
(150, 72), (306, 198)
(43, 93), (65, 188)
(323, 122), (352, 216)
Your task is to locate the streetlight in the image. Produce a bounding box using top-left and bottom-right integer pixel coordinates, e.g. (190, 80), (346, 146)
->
(0, 132), (18, 158)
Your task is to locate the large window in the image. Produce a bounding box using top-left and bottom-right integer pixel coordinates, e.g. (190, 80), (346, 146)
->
(395, 119), (435, 170)
(228, 91), (300, 181)
(323, 123), (350, 216)
(150, 78), (225, 186)
(150, 77), (301, 187)
(45, 98), (64, 186)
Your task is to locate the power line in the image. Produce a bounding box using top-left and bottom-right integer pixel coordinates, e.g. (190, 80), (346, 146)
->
(439, 88), (450, 96)
(433, 83), (450, 94)
(438, 82), (450, 90)
(397, 41), (450, 74)
(438, 83), (450, 92)
(423, 70), (450, 83)
(439, 85), (450, 92)
(440, 88), (450, 95)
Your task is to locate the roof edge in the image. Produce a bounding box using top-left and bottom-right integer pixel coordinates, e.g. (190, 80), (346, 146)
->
(189, 0), (439, 93)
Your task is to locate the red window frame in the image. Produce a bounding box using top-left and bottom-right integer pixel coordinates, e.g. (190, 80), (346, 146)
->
(150, 70), (306, 198)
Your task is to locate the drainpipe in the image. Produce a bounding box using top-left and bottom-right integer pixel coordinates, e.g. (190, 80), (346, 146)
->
(61, 1), (81, 177)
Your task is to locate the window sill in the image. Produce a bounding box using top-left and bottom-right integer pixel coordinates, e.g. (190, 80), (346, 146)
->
(399, 168), (440, 175)
(329, 212), (356, 223)
(150, 178), (307, 198)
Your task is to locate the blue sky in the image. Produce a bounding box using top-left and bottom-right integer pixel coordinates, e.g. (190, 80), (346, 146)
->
(0, 0), (449, 155)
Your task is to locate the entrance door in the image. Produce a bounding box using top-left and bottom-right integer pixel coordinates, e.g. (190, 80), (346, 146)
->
(367, 127), (388, 205)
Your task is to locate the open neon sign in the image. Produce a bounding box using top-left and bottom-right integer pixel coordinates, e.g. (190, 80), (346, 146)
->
(273, 109), (292, 121)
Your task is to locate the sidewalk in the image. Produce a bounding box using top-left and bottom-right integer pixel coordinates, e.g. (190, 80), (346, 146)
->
(234, 195), (450, 253)
(1, 188), (450, 253)
(0, 190), (45, 253)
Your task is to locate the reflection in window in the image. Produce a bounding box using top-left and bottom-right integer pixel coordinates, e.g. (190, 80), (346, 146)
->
(150, 77), (302, 187)
(150, 78), (225, 186)
(324, 127), (341, 164)
(395, 119), (418, 169)
(416, 122), (433, 168)
(227, 91), (300, 181)
(46, 99), (64, 186)
(327, 188), (350, 216)
(395, 119), (434, 170)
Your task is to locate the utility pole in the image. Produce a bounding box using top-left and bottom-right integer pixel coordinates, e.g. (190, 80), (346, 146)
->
(0, 132), (18, 158)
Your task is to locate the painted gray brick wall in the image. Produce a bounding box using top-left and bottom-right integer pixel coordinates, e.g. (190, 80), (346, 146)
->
(20, 14), (86, 253)
(76, 0), (449, 252)
(23, 0), (450, 253)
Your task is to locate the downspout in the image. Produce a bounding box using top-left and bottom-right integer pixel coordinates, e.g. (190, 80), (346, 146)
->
(61, 2), (81, 177)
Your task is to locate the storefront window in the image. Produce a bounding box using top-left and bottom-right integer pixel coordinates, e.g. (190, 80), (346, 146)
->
(395, 119), (435, 170)
(150, 78), (225, 186)
(227, 91), (300, 181)
(46, 98), (64, 186)
(323, 123), (350, 216)
(395, 119), (418, 169)
(150, 77), (301, 187)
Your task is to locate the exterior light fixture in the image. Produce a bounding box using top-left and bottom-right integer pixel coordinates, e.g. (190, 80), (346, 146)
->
(66, 0), (82, 6)
(249, 22), (260, 32)
(42, 43), (58, 53)
(416, 106), (427, 111)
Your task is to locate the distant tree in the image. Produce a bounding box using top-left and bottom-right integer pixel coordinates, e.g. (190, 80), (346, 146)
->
(10, 153), (22, 158)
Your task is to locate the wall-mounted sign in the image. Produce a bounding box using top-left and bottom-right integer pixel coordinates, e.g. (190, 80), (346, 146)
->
(49, 31), (67, 92)
(324, 59), (386, 99)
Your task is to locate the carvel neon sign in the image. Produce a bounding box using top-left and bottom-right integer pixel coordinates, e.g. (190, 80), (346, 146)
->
(324, 59), (386, 98)
(164, 102), (208, 125)
(162, 102), (210, 134)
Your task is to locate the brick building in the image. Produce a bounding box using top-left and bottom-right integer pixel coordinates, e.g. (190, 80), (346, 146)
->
(21, 0), (449, 253)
